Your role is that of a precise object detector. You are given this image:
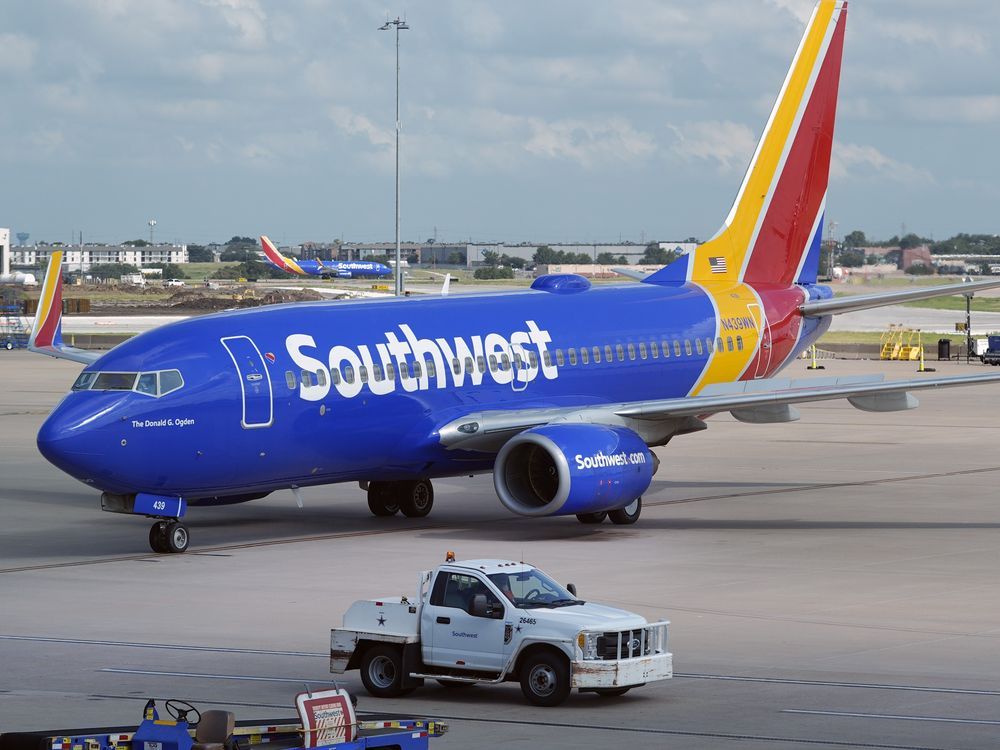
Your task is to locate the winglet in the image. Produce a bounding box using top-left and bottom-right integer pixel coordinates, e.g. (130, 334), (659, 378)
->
(260, 235), (306, 275)
(441, 273), (451, 296)
(29, 250), (65, 349)
(28, 251), (99, 365)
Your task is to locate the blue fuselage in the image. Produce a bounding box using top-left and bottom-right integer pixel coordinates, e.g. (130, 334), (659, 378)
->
(37, 279), (830, 500)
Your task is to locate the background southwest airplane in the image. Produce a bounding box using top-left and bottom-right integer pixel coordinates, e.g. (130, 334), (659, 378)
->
(261, 236), (391, 279)
(27, 0), (1000, 554)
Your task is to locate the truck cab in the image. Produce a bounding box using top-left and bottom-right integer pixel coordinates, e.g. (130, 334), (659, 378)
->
(331, 556), (672, 706)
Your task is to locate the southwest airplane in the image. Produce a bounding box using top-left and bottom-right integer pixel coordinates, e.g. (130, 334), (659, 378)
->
(28, 0), (1000, 554)
(261, 236), (391, 279)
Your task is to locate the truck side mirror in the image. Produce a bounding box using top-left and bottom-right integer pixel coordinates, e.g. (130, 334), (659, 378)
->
(470, 594), (489, 618)
(566, 583), (577, 597)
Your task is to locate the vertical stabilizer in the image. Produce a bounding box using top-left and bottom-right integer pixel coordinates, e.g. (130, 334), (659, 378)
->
(657, 0), (847, 287)
(260, 235), (306, 275)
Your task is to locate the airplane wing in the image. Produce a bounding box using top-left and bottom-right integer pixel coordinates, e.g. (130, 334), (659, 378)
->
(801, 278), (1000, 316)
(438, 371), (1000, 451)
(611, 267), (648, 281)
(28, 251), (101, 365)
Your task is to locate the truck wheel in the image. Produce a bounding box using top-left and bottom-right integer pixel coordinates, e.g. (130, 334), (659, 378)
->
(360, 645), (412, 698)
(576, 511), (607, 524)
(520, 651), (570, 707)
(399, 479), (434, 518)
(593, 687), (631, 697)
(367, 482), (399, 516)
(609, 497), (641, 525)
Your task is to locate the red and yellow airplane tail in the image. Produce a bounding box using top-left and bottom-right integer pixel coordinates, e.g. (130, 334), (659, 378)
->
(260, 235), (306, 275)
(649, 0), (847, 287)
(29, 251), (98, 364)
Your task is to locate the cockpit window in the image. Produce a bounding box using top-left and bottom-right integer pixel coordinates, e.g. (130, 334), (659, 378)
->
(72, 369), (184, 398)
(72, 372), (97, 391)
(93, 372), (138, 390)
(135, 373), (158, 396)
(159, 370), (183, 395)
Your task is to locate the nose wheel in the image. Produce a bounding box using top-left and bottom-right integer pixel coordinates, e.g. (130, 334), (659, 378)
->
(148, 520), (190, 554)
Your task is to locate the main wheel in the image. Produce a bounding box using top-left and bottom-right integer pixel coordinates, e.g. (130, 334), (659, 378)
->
(4, 342), (13, 351)
(576, 511), (607, 524)
(520, 651), (571, 707)
(148, 521), (169, 553)
(164, 521), (190, 553)
(360, 644), (412, 698)
(367, 481), (400, 517)
(609, 497), (642, 525)
(399, 479), (434, 518)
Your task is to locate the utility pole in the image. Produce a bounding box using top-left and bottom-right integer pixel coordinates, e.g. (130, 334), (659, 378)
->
(379, 16), (409, 296)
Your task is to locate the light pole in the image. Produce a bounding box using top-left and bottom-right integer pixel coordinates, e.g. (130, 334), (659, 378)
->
(379, 16), (409, 296)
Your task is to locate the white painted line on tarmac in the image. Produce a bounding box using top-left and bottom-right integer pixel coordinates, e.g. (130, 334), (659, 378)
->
(0, 634), (321, 657)
(784, 709), (1000, 726)
(101, 668), (338, 684)
(679, 673), (1000, 696)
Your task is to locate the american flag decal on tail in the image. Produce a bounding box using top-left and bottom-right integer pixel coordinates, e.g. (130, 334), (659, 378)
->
(708, 257), (728, 274)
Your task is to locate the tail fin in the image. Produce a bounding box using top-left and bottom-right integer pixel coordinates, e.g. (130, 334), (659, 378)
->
(260, 235), (306, 275)
(29, 251), (99, 364)
(653, 0), (847, 287)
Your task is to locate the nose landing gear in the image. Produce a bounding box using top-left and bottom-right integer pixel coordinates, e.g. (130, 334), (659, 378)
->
(148, 520), (190, 554)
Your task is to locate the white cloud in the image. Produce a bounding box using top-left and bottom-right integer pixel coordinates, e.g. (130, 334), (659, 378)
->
(874, 19), (988, 55)
(668, 120), (757, 172)
(204, 0), (267, 49)
(831, 142), (935, 185)
(523, 116), (657, 168)
(327, 105), (394, 149)
(0, 33), (37, 73)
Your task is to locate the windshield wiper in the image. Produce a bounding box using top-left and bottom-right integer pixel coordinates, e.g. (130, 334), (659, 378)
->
(551, 598), (584, 607)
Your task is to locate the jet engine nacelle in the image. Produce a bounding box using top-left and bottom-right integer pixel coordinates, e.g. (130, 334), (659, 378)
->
(493, 424), (655, 517)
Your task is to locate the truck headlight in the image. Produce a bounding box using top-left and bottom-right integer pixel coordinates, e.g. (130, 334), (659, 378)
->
(577, 631), (600, 660)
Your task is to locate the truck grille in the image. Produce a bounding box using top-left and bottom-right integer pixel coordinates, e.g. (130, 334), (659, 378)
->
(597, 629), (649, 660)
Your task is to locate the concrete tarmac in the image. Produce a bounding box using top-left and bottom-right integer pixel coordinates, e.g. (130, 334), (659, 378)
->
(2, 352), (1000, 749)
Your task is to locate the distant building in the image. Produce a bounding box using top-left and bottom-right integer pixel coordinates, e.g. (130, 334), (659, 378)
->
(11, 244), (188, 271)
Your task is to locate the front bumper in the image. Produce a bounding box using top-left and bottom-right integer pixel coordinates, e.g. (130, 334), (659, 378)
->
(570, 651), (673, 688)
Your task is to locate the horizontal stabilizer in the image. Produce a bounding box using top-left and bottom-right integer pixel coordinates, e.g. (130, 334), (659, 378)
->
(611, 267), (649, 281)
(800, 278), (1000, 317)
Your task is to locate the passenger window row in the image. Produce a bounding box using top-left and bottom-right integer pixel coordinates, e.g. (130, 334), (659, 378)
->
(281, 334), (746, 391)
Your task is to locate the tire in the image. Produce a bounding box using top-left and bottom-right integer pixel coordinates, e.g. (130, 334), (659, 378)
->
(148, 521), (168, 553)
(165, 522), (190, 553)
(367, 482), (399, 517)
(593, 687), (631, 697)
(399, 479), (434, 518)
(520, 651), (571, 707)
(609, 497), (642, 525)
(360, 644), (411, 698)
(4, 342), (13, 351)
(576, 511), (607, 524)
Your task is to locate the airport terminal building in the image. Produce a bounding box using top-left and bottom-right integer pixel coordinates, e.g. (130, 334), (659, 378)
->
(11, 244), (188, 271)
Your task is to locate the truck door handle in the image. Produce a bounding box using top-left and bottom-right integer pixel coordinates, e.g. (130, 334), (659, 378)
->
(436, 616), (450, 624)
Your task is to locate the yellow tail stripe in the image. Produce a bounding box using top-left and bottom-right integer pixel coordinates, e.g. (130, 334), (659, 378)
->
(690, 0), (836, 282)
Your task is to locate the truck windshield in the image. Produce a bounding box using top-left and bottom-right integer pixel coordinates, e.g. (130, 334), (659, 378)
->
(488, 568), (581, 609)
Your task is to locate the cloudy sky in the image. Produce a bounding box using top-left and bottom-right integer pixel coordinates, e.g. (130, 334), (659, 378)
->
(1, 0), (997, 246)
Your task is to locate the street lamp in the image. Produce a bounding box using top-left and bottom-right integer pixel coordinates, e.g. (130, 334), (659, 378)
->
(379, 16), (409, 297)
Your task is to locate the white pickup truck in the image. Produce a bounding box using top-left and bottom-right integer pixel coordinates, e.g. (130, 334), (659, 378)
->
(330, 556), (671, 706)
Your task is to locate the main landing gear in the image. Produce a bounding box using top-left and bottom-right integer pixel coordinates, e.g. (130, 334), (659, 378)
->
(576, 497), (642, 526)
(367, 479), (434, 518)
(148, 520), (190, 554)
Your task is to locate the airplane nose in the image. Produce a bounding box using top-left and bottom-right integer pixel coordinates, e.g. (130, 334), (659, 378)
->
(37, 408), (102, 482)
